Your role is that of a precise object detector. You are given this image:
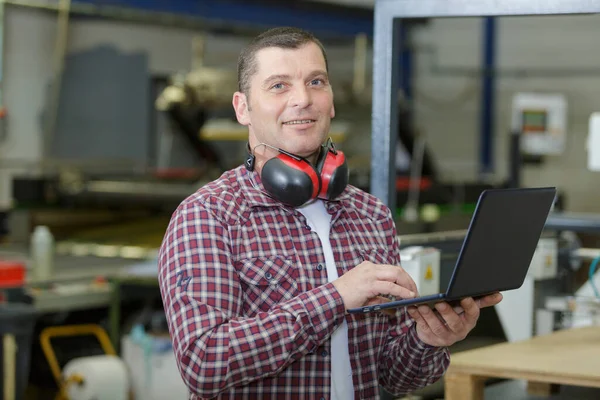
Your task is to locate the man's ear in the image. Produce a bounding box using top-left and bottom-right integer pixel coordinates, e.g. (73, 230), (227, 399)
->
(232, 91), (251, 126)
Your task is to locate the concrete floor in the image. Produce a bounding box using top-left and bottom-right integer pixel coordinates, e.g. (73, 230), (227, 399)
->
(398, 380), (600, 400)
(485, 380), (600, 400)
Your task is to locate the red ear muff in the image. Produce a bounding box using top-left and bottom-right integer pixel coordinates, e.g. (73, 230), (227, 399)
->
(317, 150), (348, 200)
(261, 153), (321, 207)
(315, 144), (349, 200)
(254, 140), (348, 207)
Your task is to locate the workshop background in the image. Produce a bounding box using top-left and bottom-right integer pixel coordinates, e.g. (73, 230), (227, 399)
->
(0, 0), (600, 399)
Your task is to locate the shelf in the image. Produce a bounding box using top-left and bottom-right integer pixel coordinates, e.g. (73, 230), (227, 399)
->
(200, 120), (349, 143)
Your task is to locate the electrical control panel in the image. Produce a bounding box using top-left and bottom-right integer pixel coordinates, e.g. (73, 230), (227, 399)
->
(400, 246), (441, 296)
(588, 112), (600, 171)
(511, 93), (567, 156)
(528, 238), (558, 280)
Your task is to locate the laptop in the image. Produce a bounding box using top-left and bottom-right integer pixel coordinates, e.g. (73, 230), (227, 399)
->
(347, 187), (557, 314)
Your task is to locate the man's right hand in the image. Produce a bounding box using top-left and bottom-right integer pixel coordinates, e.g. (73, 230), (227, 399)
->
(332, 261), (418, 311)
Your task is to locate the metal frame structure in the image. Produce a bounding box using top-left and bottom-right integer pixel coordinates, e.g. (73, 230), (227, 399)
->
(5, 0), (374, 39)
(371, 0), (600, 208)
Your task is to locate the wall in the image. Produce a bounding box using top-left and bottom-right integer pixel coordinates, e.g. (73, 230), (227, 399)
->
(0, 5), (364, 209)
(412, 15), (600, 212)
(1, 7), (598, 213)
(0, 6), (206, 207)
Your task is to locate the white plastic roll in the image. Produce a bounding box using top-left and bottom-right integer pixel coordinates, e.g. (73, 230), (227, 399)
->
(62, 355), (129, 400)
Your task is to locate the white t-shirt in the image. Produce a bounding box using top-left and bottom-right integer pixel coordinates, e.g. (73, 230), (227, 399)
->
(297, 200), (354, 400)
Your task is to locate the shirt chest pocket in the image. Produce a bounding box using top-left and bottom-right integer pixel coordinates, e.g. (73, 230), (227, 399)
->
(236, 256), (300, 316)
(360, 247), (395, 266)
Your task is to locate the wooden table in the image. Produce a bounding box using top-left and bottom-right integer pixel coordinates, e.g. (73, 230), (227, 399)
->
(444, 326), (600, 400)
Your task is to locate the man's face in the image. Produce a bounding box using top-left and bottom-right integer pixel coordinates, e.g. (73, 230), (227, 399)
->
(233, 42), (335, 161)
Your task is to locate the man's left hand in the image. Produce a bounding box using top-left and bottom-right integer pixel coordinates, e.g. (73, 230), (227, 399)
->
(407, 293), (503, 348)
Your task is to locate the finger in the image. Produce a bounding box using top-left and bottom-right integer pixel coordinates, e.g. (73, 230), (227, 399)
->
(396, 267), (419, 295)
(365, 295), (394, 307)
(417, 305), (449, 337)
(440, 299), (464, 315)
(382, 308), (397, 317)
(375, 264), (418, 290)
(407, 306), (430, 329)
(452, 306), (465, 315)
(396, 270), (419, 295)
(450, 293), (501, 314)
(476, 292), (503, 308)
(366, 296), (397, 316)
(374, 280), (416, 300)
(376, 265), (419, 294)
(435, 302), (465, 334)
(460, 297), (480, 323)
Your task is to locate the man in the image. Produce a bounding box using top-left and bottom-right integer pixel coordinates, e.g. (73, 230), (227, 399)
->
(158, 27), (502, 400)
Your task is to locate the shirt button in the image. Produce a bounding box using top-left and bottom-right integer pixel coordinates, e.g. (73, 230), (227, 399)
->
(321, 350), (328, 357)
(316, 264), (323, 271)
(265, 272), (273, 280)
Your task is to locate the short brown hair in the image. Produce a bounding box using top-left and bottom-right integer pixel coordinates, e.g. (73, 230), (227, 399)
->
(237, 27), (329, 96)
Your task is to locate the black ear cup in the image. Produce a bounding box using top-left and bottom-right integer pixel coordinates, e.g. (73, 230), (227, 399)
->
(261, 153), (321, 207)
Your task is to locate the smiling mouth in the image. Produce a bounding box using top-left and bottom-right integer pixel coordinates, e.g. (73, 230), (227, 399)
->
(283, 119), (315, 125)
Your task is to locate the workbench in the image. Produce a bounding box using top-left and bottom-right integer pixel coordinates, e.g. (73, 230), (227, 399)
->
(444, 326), (600, 400)
(0, 244), (150, 312)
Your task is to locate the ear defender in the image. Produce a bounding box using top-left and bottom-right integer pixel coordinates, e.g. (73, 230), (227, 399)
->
(261, 151), (321, 207)
(315, 141), (349, 201)
(249, 140), (349, 207)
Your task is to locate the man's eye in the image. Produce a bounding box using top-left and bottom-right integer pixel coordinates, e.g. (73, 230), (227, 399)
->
(271, 83), (284, 90)
(310, 79), (324, 86)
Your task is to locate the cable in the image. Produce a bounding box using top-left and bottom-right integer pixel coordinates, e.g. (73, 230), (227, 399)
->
(589, 255), (600, 300)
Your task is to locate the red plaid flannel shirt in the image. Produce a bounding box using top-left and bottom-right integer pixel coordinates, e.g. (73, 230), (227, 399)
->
(158, 165), (450, 400)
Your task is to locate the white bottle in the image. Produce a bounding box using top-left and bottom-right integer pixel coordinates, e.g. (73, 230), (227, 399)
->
(31, 225), (55, 282)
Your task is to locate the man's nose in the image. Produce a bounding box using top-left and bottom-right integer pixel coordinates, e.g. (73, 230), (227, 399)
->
(289, 85), (311, 108)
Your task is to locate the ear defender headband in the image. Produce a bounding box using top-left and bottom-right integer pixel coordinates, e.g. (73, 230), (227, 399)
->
(245, 139), (349, 207)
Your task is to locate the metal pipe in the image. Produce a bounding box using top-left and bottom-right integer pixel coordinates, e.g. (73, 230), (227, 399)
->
(191, 34), (205, 70)
(419, 45), (600, 79)
(479, 17), (496, 178)
(2, 0), (366, 40)
(2, 0), (233, 33)
(0, 157), (143, 174)
(398, 229), (467, 245)
(42, 0), (70, 162)
(56, 178), (211, 206)
(403, 133), (426, 222)
(574, 248), (600, 261)
(0, 0), (6, 143)
(399, 23), (413, 103)
(352, 32), (367, 97)
(84, 179), (206, 200)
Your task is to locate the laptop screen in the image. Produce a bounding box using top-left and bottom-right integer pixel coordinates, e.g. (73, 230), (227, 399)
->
(446, 187), (556, 298)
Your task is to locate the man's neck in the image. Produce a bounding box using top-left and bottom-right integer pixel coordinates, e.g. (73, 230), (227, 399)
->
(250, 143), (321, 175)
